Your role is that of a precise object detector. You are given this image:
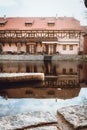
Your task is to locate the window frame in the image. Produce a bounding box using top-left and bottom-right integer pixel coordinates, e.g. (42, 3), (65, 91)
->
(63, 45), (66, 50)
(69, 45), (73, 50)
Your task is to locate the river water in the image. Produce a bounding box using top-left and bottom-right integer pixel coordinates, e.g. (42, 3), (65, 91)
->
(0, 60), (87, 117)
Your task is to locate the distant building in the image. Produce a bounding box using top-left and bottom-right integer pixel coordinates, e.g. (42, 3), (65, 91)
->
(82, 26), (87, 54)
(0, 16), (85, 55)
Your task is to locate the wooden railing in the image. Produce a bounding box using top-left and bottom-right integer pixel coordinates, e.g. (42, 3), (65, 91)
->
(0, 30), (81, 42)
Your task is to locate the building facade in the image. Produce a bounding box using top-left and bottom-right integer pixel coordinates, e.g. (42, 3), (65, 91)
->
(0, 17), (84, 55)
(83, 33), (87, 54)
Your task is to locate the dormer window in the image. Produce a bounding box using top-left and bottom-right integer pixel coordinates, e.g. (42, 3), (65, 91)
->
(47, 21), (55, 26)
(0, 20), (7, 27)
(25, 20), (33, 26)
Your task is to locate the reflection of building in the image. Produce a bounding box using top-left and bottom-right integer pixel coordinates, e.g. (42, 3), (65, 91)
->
(0, 17), (83, 55)
(43, 61), (79, 88)
(0, 87), (80, 99)
(0, 61), (78, 74)
(0, 61), (44, 73)
(82, 64), (87, 84)
(77, 63), (87, 87)
(0, 61), (80, 87)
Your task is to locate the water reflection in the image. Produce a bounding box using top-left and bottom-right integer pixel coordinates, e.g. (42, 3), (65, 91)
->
(0, 60), (83, 99)
(0, 60), (79, 75)
(0, 87), (80, 99)
(0, 61), (87, 117)
(0, 61), (86, 86)
(0, 61), (86, 97)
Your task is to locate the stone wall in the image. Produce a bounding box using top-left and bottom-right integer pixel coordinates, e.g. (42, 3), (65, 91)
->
(52, 54), (80, 61)
(57, 103), (87, 130)
(0, 54), (44, 61)
(0, 54), (87, 61)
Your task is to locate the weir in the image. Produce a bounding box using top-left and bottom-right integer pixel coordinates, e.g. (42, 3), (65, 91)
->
(0, 73), (44, 82)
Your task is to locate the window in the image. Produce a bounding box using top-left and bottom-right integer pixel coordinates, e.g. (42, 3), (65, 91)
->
(49, 45), (54, 54)
(69, 68), (73, 74)
(29, 45), (35, 54)
(69, 32), (74, 38)
(48, 23), (55, 26)
(0, 24), (4, 27)
(63, 45), (66, 50)
(25, 20), (33, 26)
(62, 68), (66, 74)
(26, 90), (33, 95)
(47, 90), (55, 95)
(0, 20), (7, 27)
(69, 45), (73, 50)
(25, 23), (32, 26)
(47, 21), (55, 26)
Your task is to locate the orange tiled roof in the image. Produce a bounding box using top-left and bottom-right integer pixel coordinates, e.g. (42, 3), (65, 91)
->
(0, 17), (81, 30)
(81, 26), (87, 32)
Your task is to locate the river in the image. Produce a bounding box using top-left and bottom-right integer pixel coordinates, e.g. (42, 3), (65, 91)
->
(0, 61), (87, 129)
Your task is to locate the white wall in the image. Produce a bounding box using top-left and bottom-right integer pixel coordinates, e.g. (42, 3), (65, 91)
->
(56, 38), (79, 54)
(3, 43), (26, 52)
(2, 38), (80, 55)
(80, 35), (84, 52)
(3, 43), (17, 52)
(57, 44), (79, 55)
(20, 44), (26, 52)
(37, 44), (42, 53)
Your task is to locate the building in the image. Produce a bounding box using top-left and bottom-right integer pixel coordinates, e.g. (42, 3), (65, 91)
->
(83, 33), (87, 54)
(0, 16), (83, 55)
(81, 26), (87, 54)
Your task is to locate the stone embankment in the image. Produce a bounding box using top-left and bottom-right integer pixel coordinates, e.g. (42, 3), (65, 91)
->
(52, 55), (84, 61)
(57, 103), (87, 130)
(0, 54), (44, 61)
(0, 54), (87, 61)
(0, 111), (57, 130)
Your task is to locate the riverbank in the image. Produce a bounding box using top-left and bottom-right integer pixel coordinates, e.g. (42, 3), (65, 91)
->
(0, 54), (87, 61)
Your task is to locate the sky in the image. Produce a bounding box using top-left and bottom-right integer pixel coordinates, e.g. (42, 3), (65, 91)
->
(0, 0), (87, 25)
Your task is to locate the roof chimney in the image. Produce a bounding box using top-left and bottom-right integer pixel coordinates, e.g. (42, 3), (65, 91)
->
(4, 15), (6, 20)
(56, 14), (58, 19)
